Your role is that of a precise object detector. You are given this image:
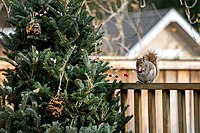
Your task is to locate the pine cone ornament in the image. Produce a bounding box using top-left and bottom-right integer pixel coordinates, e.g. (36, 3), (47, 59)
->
(46, 95), (64, 118)
(26, 20), (41, 36)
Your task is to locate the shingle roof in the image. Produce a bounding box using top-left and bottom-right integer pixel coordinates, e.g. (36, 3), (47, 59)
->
(101, 9), (170, 55)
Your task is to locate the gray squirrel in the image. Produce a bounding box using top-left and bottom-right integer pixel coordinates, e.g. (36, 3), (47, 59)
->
(136, 51), (159, 83)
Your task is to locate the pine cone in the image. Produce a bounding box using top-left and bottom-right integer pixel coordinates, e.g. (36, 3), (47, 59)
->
(26, 20), (41, 36)
(46, 95), (64, 118)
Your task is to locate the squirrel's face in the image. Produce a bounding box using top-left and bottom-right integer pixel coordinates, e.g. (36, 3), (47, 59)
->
(136, 57), (146, 74)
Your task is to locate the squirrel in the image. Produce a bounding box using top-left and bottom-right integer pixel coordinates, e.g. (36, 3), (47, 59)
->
(135, 51), (159, 83)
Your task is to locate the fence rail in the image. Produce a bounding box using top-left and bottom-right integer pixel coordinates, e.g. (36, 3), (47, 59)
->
(119, 83), (200, 133)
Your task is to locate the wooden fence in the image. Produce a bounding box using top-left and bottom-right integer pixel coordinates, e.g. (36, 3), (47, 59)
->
(101, 57), (200, 133)
(120, 83), (200, 133)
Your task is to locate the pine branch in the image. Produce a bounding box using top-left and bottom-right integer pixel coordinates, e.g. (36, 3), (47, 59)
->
(0, 56), (17, 67)
(57, 46), (76, 95)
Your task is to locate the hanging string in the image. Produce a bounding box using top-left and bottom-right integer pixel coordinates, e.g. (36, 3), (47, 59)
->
(185, 8), (197, 24)
(140, 0), (146, 8)
(179, 0), (184, 5)
(184, 0), (197, 9)
(181, 0), (199, 24)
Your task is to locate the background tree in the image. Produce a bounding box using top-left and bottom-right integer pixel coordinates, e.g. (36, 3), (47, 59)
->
(0, 0), (132, 132)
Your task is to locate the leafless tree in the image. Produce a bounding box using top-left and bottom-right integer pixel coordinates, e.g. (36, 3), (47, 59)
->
(83, 0), (146, 56)
(1, 0), (11, 18)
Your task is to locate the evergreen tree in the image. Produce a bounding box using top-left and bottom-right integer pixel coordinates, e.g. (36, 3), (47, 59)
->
(0, 0), (132, 132)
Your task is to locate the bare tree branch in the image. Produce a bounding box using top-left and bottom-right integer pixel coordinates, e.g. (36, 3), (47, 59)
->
(1, 0), (11, 18)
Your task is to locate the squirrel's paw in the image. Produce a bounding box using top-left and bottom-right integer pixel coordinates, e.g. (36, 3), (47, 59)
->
(136, 80), (154, 83)
(146, 80), (155, 83)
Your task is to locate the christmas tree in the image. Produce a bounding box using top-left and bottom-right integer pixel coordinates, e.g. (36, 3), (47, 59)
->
(0, 0), (132, 132)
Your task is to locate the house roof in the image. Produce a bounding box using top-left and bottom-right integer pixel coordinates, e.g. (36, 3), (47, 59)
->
(102, 8), (200, 56)
(127, 8), (200, 57)
(102, 9), (169, 55)
(123, 9), (169, 45)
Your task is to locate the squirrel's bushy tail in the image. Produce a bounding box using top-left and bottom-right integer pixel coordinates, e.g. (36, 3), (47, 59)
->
(144, 51), (157, 66)
(144, 50), (159, 76)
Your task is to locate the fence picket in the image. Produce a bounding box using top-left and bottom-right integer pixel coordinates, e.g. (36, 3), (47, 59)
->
(148, 90), (156, 133)
(134, 89), (142, 133)
(194, 90), (200, 133)
(162, 90), (171, 133)
(121, 89), (128, 133)
(178, 90), (187, 133)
